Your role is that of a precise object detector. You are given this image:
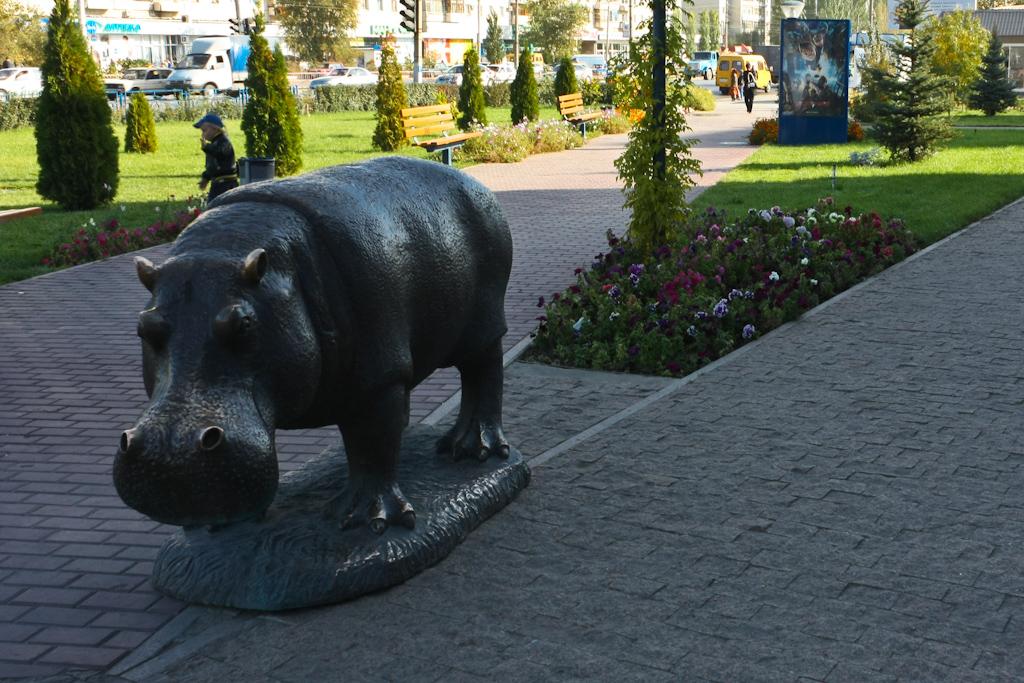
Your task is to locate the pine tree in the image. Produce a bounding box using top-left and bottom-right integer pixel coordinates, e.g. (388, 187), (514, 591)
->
(484, 11), (505, 64)
(969, 31), (1017, 116)
(510, 47), (539, 123)
(553, 55), (579, 98)
(35, 0), (119, 210)
(864, 0), (952, 162)
(241, 14), (304, 175)
(457, 46), (487, 130)
(372, 41), (408, 150)
(124, 92), (157, 153)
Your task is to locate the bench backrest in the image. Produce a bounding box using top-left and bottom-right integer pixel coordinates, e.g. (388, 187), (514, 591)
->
(557, 92), (586, 117)
(402, 104), (457, 142)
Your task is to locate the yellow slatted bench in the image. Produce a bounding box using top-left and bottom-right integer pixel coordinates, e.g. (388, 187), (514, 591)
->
(0, 207), (42, 223)
(557, 92), (603, 139)
(401, 104), (482, 166)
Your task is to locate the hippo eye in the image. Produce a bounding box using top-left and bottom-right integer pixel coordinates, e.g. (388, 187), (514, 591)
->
(137, 309), (170, 347)
(214, 303), (256, 344)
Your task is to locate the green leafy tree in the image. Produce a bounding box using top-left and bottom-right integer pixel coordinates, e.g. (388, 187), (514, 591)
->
(921, 9), (988, 108)
(814, 0), (871, 31)
(769, 0), (783, 44)
(698, 11), (719, 51)
(35, 0), (118, 210)
(553, 55), (579, 97)
(510, 47), (540, 122)
(124, 92), (157, 153)
(864, 0), (952, 162)
(277, 0), (357, 64)
(0, 0), (46, 66)
(521, 0), (588, 64)
(372, 41), (408, 150)
(484, 10), (505, 64)
(614, 0), (702, 254)
(242, 14), (304, 175)
(851, 30), (894, 122)
(683, 11), (697, 55)
(457, 46), (487, 129)
(969, 31), (1018, 116)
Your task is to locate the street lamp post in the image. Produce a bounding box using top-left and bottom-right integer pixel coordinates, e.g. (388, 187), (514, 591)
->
(513, 0), (519, 58)
(780, 0), (804, 19)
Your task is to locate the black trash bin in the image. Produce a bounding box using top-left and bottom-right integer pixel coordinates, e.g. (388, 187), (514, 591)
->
(238, 157), (276, 185)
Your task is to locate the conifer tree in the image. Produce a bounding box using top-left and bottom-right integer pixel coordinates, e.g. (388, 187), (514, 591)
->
(241, 14), (303, 175)
(35, 0), (119, 209)
(863, 0), (952, 162)
(484, 11), (505, 64)
(457, 46), (487, 129)
(510, 47), (539, 123)
(969, 31), (1017, 116)
(124, 92), (157, 153)
(372, 41), (407, 150)
(553, 55), (579, 98)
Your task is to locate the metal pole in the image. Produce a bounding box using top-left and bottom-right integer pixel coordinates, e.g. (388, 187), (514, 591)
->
(652, 0), (665, 179)
(629, 0), (633, 44)
(477, 0), (482, 58)
(513, 0), (519, 60)
(605, 3), (610, 59)
(413, 0), (421, 83)
(77, 0), (87, 39)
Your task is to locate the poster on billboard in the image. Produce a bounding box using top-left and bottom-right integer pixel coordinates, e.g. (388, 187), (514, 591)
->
(781, 19), (849, 117)
(887, 0), (976, 30)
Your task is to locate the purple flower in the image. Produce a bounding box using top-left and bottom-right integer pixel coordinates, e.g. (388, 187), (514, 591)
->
(713, 299), (729, 318)
(728, 288), (744, 301)
(742, 324), (756, 340)
(782, 216), (795, 228)
(608, 285), (622, 299)
(695, 311), (708, 320)
(630, 273), (641, 287)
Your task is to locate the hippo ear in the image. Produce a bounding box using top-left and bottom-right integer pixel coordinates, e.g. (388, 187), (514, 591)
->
(242, 248), (268, 285)
(135, 256), (158, 292)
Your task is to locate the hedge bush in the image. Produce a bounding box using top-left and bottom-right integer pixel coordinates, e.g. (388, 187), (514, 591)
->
(311, 83), (460, 111)
(684, 83), (716, 111)
(0, 98), (37, 131)
(124, 92), (158, 153)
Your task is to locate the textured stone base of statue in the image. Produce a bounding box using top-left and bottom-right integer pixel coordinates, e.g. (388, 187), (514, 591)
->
(151, 425), (530, 611)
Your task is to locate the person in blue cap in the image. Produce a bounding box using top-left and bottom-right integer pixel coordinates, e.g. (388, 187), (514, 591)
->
(194, 112), (238, 201)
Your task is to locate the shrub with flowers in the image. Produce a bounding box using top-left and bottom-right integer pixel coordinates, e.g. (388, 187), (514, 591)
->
(43, 203), (201, 269)
(459, 119), (585, 163)
(847, 120), (865, 142)
(529, 198), (917, 376)
(749, 117), (779, 145)
(531, 119), (586, 154)
(593, 110), (632, 135)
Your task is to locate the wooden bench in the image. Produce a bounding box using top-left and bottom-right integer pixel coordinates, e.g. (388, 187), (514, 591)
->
(401, 104), (482, 166)
(557, 92), (603, 139)
(0, 207), (42, 223)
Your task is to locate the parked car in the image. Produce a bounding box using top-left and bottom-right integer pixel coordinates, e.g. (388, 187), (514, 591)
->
(572, 54), (607, 78)
(104, 67), (173, 99)
(435, 64), (493, 86)
(308, 67), (378, 89)
(553, 61), (594, 82)
(0, 67), (42, 99)
(484, 62), (516, 84)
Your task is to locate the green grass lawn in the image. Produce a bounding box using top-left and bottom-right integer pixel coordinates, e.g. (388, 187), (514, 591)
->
(948, 110), (1024, 127)
(692, 128), (1024, 245)
(0, 105), (560, 285)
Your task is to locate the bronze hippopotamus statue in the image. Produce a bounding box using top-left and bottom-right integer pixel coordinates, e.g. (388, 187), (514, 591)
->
(113, 157), (513, 534)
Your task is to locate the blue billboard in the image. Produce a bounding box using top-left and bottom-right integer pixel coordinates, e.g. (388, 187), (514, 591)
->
(778, 18), (851, 145)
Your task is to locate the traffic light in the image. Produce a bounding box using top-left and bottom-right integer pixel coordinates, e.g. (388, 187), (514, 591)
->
(399, 0), (417, 33)
(228, 17), (241, 34)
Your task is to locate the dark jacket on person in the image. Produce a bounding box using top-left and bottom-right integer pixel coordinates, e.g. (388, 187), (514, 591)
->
(201, 132), (236, 183)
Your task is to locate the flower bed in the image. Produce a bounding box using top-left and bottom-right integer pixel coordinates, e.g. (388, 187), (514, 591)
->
(529, 199), (917, 376)
(458, 113), (630, 164)
(43, 203), (201, 269)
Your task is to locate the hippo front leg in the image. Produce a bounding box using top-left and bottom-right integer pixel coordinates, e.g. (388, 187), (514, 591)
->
(328, 384), (416, 534)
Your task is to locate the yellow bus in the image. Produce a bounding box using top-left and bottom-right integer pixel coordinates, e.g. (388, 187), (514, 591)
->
(716, 53), (772, 95)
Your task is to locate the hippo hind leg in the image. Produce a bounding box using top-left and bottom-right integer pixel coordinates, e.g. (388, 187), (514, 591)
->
(328, 384), (416, 534)
(437, 339), (510, 462)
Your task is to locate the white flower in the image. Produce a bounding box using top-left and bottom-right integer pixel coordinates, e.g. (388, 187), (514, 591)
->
(609, 311), (620, 321)
(759, 209), (772, 222)
(782, 216), (795, 228)
(810, 279), (818, 286)
(800, 257), (809, 266)
(806, 217), (817, 227)
(572, 317), (586, 332)
(120, 205), (126, 213)
(769, 271), (780, 282)
(829, 212), (842, 221)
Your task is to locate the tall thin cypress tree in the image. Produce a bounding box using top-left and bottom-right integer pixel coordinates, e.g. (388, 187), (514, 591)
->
(372, 41), (408, 150)
(969, 31), (1017, 117)
(124, 92), (158, 153)
(864, 0), (952, 162)
(457, 46), (487, 130)
(553, 55), (579, 98)
(35, 0), (119, 209)
(241, 14), (303, 175)
(510, 47), (539, 123)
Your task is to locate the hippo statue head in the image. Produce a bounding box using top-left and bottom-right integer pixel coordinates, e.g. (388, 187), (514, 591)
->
(114, 244), (323, 528)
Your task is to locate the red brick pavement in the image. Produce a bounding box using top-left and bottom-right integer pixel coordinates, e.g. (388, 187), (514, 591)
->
(0, 118), (758, 677)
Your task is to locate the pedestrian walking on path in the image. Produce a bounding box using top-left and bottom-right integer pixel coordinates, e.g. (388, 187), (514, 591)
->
(730, 66), (740, 101)
(194, 112), (238, 201)
(741, 63), (757, 113)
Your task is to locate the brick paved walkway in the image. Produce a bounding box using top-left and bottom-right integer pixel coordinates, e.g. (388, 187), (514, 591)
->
(133, 198), (1024, 683)
(0, 103), (764, 679)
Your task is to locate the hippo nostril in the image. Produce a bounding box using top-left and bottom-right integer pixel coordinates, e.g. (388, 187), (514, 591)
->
(198, 426), (225, 452)
(119, 429), (138, 455)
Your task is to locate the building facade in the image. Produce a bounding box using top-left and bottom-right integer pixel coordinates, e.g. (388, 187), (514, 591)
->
(976, 8), (1024, 91)
(22, 0), (647, 70)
